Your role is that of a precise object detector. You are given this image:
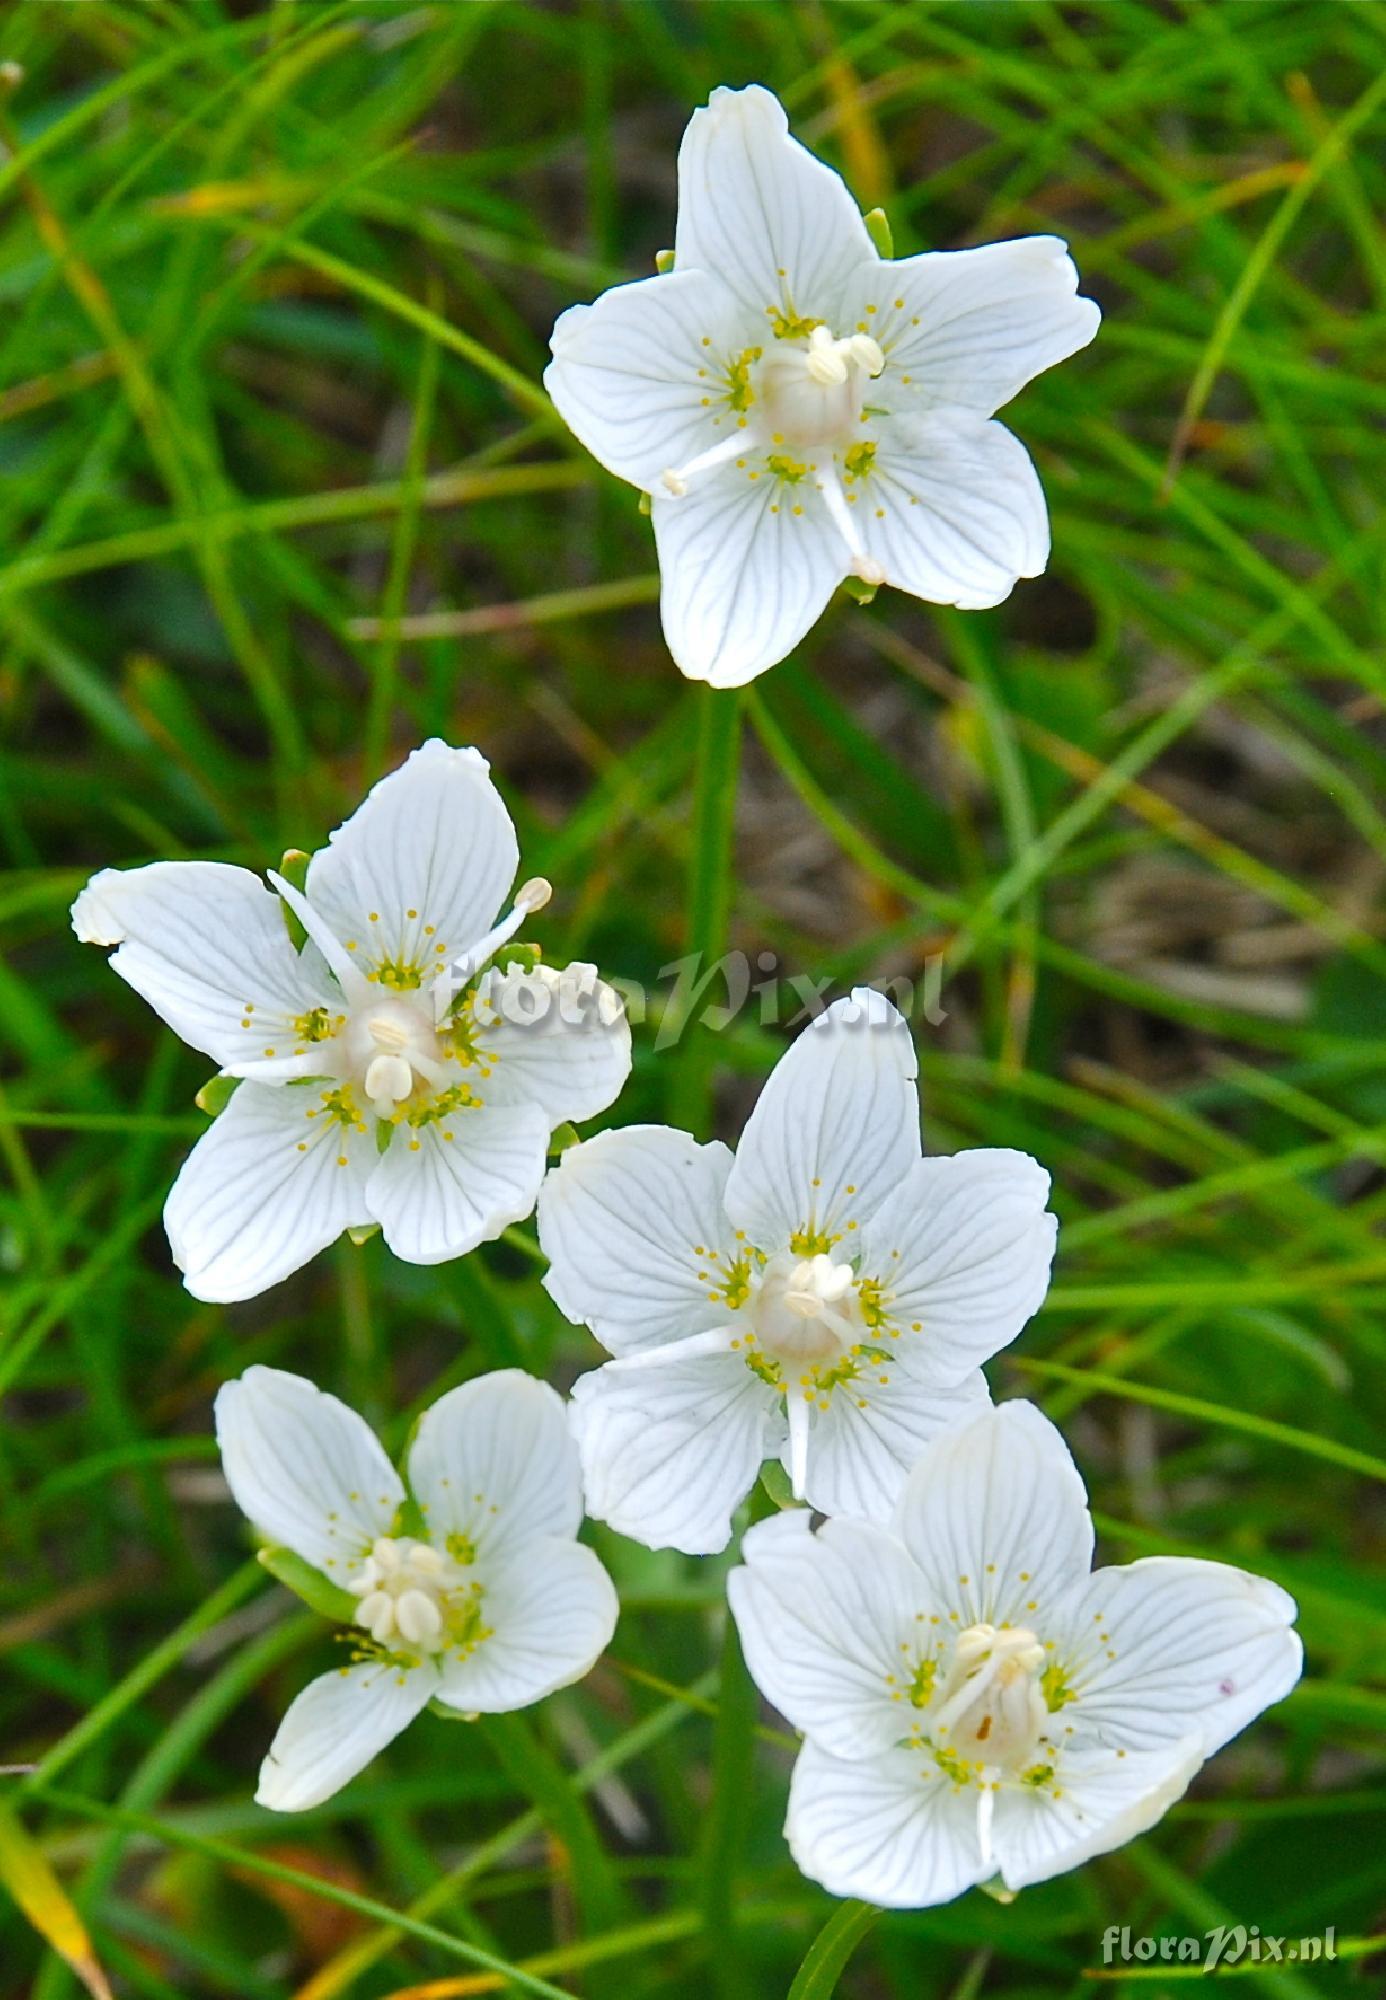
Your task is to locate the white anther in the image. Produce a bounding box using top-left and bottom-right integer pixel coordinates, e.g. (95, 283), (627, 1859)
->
(516, 877), (552, 914)
(805, 324), (850, 386)
(848, 333), (885, 377)
(851, 554), (886, 587)
(395, 1589), (444, 1647)
(662, 469), (688, 496)
(364, 1052), (413, 1117)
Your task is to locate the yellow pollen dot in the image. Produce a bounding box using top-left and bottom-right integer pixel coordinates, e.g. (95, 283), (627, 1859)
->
(876, 507), (885, 517)
(297, 1142), (307, 1152)
(773, 432), (784, 444)
(702, 335), (711, 346)
(425, 924), (435, 935)
(894, 297), (904, 309)
(443, 1131), (454, 1142)
(901, 374), (912, 385)
(866, 303), (877, 313)
(959, 1574), (969, 1585)
(369, 912), (379, 921)
(410, 1139), (421, 1151)
(407, 908), (417, 918)
(770, 504), (779, 513)
(337, 1155), (348, 1167)
(845, 1184), (856, 1194)
(792, 503), (802, 515)
(1027, 1600), (1038, 1611)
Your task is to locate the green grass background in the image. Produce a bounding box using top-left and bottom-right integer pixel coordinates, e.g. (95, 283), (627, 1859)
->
(1, 0), (1384, 1994)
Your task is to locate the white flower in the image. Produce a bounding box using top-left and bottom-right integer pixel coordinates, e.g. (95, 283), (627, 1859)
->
(72, 741), (631, 1302)
(537, 988), (1055, 1552)
(214, 1366), (619, 1812)
(728, 1401), (1302, 1907)
(544, 84), (1100, 686)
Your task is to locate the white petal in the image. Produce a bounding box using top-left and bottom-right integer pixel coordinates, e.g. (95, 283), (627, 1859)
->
(545, 268), (752, 491)
(255, 1661), (433, 1812)
(537, 1126), (740, 1357)
(435, 1536), (618, 1714)
(651, 464), (845, 686)
(71, 861), (333, 1078)
(165, 1082), (374, 1303)
(724, 988), (921, 1253)
(305, 741), (518, 987)
(729, 1510), (927, 1758)
(894, 1401), (1093, 1627)
(858, 1150), (1057, 1384)
(842, 236), (1100, 419)
(408, 1371), (584, 1562)
(674, 85), (876, 328)
(992, 1735), (1202, 1893)
(467, 962), (632, 1127)
(214, 1366), (403, 1577)
(799, 1369), (993, 1524)
(365, 1102), (549, 1265)
(787, 1740), (984, 1910)
(861, 412), (1050, 610)
(1052, 1557), (1303, 1759)
(569, 1349), (778, 1555)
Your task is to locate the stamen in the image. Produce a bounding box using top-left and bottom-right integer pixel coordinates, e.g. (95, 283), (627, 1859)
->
(787, 1395), (810, 1498)
(659, 432), (746, 497)
(817, 465), (886, 585)
(268, 870), (373, 1006)
(434, 880), (554, 1021)
(613, 1327), (738, 1372)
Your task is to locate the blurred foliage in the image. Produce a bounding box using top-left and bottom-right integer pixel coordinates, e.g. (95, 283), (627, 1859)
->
(0, 1), (1384, 1996)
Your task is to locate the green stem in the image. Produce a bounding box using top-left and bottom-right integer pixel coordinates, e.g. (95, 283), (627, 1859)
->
(700, 1483), (775, 2000)
(670, 685), (743, 1134)
(787, 1899), (883, 2000)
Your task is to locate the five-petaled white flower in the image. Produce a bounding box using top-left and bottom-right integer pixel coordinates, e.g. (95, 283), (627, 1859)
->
(544, 84), (1100, 686)
(537, 988), (1056, 1552)
(215, 1366), (619, 1811)
(729, 1401), (1302, 1907)
(72, 741), (631, 1301)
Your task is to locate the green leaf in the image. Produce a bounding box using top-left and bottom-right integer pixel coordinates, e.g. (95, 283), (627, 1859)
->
(0, 1804), (113, 2000)
(257, 1545), (356, 1623)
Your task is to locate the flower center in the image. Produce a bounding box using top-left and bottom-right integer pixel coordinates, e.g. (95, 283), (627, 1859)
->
(749, 1250), (866, 1364)
(757, 325), (884, 448)
(931, 1623), (1048, 1775)
(347, 1535), (472, 1655)
(345, 997), (449, 1120)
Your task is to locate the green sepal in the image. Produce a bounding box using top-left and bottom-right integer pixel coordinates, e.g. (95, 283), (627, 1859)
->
(347, 1220), (381, 1244)
(494, 940), (542, 975)
(654, 247), (674, 274)
(548, 1122), (579, 1158)
(277, 848), (312, 950)
(758, 1460), (799, 1511)
(257, 1545), (357, 1623)
(841, 574), (879, 607)
(375, 1118), (393, 1156)
(194, 1073), (240, 1117)
(863, 206), (893, 260)
(428, 1699), (479, 1722)
(978, 1874), (1017, 1906)
(638, 490), (653, 516)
